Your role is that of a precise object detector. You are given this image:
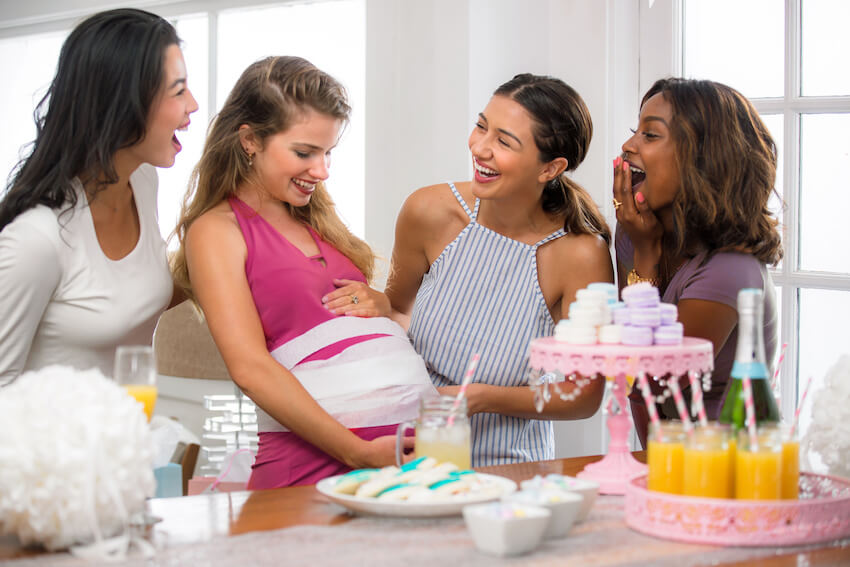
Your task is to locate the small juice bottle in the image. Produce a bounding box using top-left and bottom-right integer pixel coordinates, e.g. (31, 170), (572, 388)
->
(647, 421), (686, 494)
(683, 423), (733, 499)
(780, 424), (799, 500)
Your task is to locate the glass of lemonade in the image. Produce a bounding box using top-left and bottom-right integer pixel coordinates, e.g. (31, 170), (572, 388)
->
(396, 395), (471, 469)
(647, 421), (687, 494)
(114, 345), (158, 422)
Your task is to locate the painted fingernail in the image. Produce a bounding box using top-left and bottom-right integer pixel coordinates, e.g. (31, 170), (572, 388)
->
(622, 161), (629, 172)
(636, 192), (645, 203)
(612, 157), (618, 168)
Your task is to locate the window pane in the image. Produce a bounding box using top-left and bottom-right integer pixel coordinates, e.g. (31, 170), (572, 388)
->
(796, 288), (850, 439)
(799, 114), (850, 273)
(0, 30), (66, 192)
(217, 0), (366, 238)
(802, 0), (850, 96)
(683, 0), (784, 99)
(156, 14), (209, 248)
(760, 114), (785, 266)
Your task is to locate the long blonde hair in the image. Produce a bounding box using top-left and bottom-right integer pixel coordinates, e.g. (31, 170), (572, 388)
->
(171, 56), (375, 303)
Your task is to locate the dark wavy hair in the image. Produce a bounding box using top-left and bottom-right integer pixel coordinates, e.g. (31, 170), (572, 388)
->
(0, 8), (180, 231)
(644, 78), (783, 284)
(494, 73), (610, 244)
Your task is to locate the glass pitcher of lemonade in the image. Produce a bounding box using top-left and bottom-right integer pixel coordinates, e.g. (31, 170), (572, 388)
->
(396, 395), (472, 469)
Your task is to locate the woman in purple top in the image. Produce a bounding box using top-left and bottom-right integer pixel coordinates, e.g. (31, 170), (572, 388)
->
(611, 78), (782, 446)
(171, 57), (436, 487)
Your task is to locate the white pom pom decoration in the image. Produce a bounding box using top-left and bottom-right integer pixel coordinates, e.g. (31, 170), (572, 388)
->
(0, 365), (155, 550)
(802, 354), (850, 480)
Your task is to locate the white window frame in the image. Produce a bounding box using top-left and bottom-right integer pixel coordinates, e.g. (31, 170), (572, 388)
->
(643, 0), (850, 421)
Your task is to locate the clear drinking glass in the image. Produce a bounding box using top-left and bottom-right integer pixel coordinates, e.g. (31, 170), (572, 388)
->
(396, 395), (472, 469)
(114, 345), (158, 422)
(647, 421), (687, 494)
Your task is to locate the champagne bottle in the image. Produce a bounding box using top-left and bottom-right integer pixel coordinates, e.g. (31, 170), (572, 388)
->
(718, 288), (781, 431)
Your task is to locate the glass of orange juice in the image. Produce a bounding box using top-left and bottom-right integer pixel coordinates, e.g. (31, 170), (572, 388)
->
(683, 423), (733, 499)
(114, 345), (158, 422)
(780, 424), (799, 500)
(735, 425), (783, 500)
(647, 421), (687, 494)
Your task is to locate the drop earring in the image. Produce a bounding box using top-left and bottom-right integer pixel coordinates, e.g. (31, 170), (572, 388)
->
(247, 151), (255, 167)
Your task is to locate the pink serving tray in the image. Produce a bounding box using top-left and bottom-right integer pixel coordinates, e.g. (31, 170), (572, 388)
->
(624, 472), (850, 546)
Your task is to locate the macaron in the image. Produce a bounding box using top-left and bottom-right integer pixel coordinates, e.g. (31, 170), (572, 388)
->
(629, 306), (662, 328)
(621, 325), (653, 346)
(654, 322), (684, 345)
(622, 282), (660, 308)
(659, 302), (678, 325)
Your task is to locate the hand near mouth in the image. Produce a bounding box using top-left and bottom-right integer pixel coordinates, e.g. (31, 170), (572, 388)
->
(612, 157), (663, 278)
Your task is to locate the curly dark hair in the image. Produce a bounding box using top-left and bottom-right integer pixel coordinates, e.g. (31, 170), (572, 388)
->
(643, 78), (783, 284)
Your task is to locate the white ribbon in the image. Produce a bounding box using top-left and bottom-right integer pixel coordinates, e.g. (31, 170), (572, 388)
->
(257, 319), (437, 432)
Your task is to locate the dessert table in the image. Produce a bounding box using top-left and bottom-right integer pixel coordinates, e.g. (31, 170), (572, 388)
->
(1, 453), (848, 566)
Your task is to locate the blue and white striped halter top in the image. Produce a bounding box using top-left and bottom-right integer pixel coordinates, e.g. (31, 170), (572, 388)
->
(408, 183), (566, 466)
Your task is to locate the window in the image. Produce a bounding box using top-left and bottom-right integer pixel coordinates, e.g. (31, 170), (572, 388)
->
(0, 1), (366, 246)
(681, 0), (850, 437)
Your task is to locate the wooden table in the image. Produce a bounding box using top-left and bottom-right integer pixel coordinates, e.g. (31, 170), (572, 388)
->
(2, 454), (848, 565)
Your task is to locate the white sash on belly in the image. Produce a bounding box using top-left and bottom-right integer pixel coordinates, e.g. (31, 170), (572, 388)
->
(257, 317), (438, 433)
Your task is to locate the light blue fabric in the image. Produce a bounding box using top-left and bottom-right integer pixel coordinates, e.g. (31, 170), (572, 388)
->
(408, 183), (566, 466)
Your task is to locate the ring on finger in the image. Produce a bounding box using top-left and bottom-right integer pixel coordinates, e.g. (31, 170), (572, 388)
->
(612, 198), (622, 211)
(351, 295), (359, 305)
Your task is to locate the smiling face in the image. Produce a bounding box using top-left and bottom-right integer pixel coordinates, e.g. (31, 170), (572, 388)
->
(467, 95), (561, 200)
(621, 93), (681, 216)
(128, 44), (198, 169)
(245, 107), (342, 207)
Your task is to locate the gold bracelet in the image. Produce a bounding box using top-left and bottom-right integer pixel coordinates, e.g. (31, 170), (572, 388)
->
(626, 268), (659, 287)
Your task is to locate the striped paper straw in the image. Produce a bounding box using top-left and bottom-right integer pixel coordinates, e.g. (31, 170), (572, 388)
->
(789, 375), (814, 438)
(770, 342), (788, 391)
(447, 353), (480, 426)
(688, 371), (708, 427)
(637, 372), (662, 441)
(741, 374), (759, 451)
(667, 378), (693, 432)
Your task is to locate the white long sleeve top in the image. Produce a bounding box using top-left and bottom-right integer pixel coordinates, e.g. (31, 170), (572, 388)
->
(0, 164), (172, 384)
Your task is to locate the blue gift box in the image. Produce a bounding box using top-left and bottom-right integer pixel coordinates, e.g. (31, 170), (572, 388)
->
(153, 463), (183, 498)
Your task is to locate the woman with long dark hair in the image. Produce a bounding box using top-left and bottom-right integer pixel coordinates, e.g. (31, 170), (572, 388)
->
(614, 78), (783, 445)
(386, 73), (612, 466)
(0, 9), (198, 383)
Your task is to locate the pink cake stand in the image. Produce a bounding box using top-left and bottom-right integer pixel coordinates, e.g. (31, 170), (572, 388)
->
(527, 337), (714, 495)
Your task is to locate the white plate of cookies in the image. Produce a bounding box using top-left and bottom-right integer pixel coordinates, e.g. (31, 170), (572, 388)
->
(316, 457), (517, 517)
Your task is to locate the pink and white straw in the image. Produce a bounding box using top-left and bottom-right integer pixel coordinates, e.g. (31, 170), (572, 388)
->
(789, 375), (814, 438)
(447, 353), (480, 426)
(770, 342), (788, 391)
(688, 371), (708, 427)
(667, 377), (693, 432)
(637, 373), (662, 441)
(741, 374), (758, 451)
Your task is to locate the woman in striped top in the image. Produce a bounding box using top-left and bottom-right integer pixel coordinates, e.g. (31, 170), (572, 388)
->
(386, 74), (614, 466)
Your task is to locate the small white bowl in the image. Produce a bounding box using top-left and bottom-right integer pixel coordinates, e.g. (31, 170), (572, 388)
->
(503, 488), (582, 539)
(520, 474), (599, 522)
(462, 501), (550, 556)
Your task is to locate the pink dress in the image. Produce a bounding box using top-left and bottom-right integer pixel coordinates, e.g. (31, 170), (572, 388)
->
(228, 197), (397, 488)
